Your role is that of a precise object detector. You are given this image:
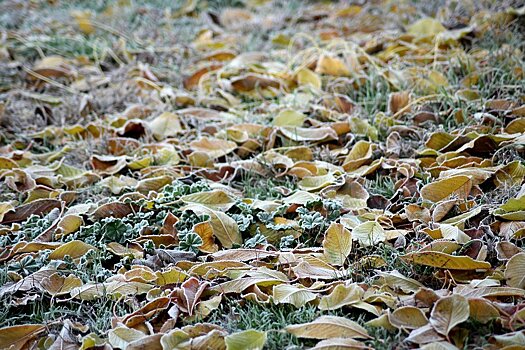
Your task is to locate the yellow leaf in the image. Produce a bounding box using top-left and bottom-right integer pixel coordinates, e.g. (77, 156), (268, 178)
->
(311, 338), (370, 350)
(429, 294), (470, 336)
(71, 11), (95, 35)
(273, 109), (306, 127)
(352, 221), (386, 247)
(389, 306), (429, 330)
(225, 330), (266, 350)
(420, 175), (472, 202)
(297, 68), (322, 89)
(193, 221), (219, 253)
(0, 202), (15, 222)
(365, 314), (396, 332)
(99, 175), (138, 195)
(316, 55), (351, 77)
(272, 33), (291, 46)
(286, 316), (370, 339)
(421, 342), (460, 350)
(292, 258), (340, 280)
(181, 189), (236, 211)
(283, 191), (321, 205)
(505, 252), (525, 288)
(189, 137), (237, 159)
(319, 283), (363, 310)
(438, 224), (470, 244)
(189, 151), (214, 168)
(57, 214), (83, 236)
(375, 270), (424, 293)
(273, 284), (317, 307)
(156, 267), (189, 285)
(279, 126), (338, 142)
(405, 324), (444, 345)
(0, 157), (19, 169)
(428, 71), (449, 90)
(408, 18), (446, 38)
(323, 223), (352, 266)
(419, 240), (461, 254)
(425, 132), (456, 150)
(506, 117), (525, 133)
(402, 251), (491, 270)
(468, 298), (500, 324)
(348, 116), (378, 140)
(298, 173), (337, 192)
(49, 240), (96, 260)
(212, 277), (283, 294)
(160, 329), (191, 350)
(136, 175), (173, 194)
(108, 326), (145, 349)
(127, 156), (152, 170)
(336, 5), (362, 17)
(148, 112), (183, 139)
(70, 281), (152, 300)
(183, 204), (242, 248)
(194, 295), (223, 319)
(494, 196), (525, 221)
(343, 141), (373, 171)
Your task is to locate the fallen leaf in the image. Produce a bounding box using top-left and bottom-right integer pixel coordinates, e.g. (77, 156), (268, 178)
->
(402, 251), (491, 270)
(352, 221), (386, 247)
(0, 324), (47, 350)
(273, 284), (317, 307)
(389, 306), (429, 330)
(285, 316), (370, 339)
(225, 329), (266, 350)
(429, 294), (470, 336)
(420, 175), (472, 202)
(323, 223), (353, 266)
(505, 252), (525, 288)
(319, 283), (363, 310)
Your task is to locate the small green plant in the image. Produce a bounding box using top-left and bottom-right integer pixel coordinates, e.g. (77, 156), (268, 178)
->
(366, 175), (397, 199)
(244, 230), (268, 248)
(178, 231), (203, 253)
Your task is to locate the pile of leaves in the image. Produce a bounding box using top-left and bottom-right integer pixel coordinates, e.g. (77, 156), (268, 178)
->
(1, 0), (525, 349)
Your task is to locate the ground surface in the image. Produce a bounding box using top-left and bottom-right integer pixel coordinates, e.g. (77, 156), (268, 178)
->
(1, 0), (525, 349)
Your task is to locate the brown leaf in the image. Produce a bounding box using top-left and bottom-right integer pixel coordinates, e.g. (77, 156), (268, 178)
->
(0, 324), (47, 350)
(1, 199), (62, 224)
(176, 277), (209, 316)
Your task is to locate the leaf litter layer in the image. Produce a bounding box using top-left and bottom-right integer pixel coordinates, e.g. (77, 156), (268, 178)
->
(1, 0), (525, 349)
